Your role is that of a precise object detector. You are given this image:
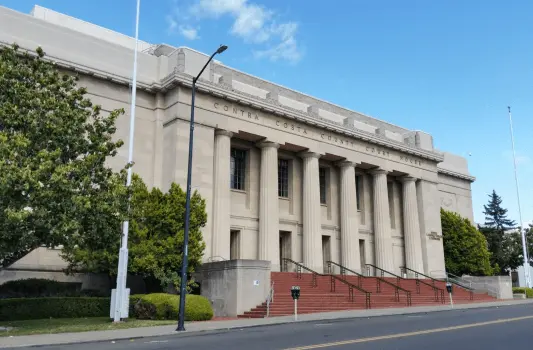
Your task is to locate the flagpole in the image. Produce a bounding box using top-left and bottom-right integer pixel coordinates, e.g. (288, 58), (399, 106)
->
(508, 106), (531, 288)
(112, 0), (141, 322)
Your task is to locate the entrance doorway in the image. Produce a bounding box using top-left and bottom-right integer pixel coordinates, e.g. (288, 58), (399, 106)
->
(230, 230), (241, 260)
(359, 239), (366, 273)
(279, 231), (291, 271)
(322, 236), (331, 274)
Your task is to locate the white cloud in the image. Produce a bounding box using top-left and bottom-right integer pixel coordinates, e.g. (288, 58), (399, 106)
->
(179, 25), (200, 40)
(170, 0), (302, 63)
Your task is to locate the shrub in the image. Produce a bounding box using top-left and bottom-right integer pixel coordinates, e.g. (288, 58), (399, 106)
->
(132, 293), (213, 321)
(0, 279), (82, 299)
(0, 297), (110, 321)
(512, 287), (533, 298)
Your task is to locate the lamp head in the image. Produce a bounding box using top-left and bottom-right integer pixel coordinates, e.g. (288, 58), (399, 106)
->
(216, 45), (228, 54)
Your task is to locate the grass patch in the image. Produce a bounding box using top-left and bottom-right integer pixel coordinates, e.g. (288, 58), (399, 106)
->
(0, 317), (175, 337)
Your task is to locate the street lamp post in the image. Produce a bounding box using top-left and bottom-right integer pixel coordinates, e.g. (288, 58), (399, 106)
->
(177, 45), (228, 332)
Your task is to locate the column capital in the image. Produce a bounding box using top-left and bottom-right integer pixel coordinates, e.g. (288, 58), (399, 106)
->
(336, 160), (359, 168)
(369, 168), (389, 176)
(299, 151), (321, 159)
(256, 140), (280, 149)
(215, 129), (233, 138)
(400, 175), (418, 183)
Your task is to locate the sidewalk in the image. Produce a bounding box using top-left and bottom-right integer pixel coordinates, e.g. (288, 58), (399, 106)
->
(2, 299), (532, 348)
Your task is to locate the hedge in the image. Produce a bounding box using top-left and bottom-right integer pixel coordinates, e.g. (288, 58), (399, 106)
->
(0, 279), (82, 299)
(512, 287), (533, 298)
(0, 297), (110, 321)
(132, 293), (213, 321)
(0, 293), (213, 322)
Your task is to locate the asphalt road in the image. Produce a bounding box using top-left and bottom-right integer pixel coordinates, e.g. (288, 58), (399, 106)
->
(23, 304), (533, 350)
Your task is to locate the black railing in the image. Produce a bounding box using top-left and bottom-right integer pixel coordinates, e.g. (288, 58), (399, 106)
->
(328, 261), (411, 306)
(399, 267), (446, 303)
(329, 274), (372, 309)
(326, 261), (364, 288)
(282, 258), (372, 309)
(283, 258), (318, 287)
(367, 264), (444, 303)
(401, 267), (473, 301)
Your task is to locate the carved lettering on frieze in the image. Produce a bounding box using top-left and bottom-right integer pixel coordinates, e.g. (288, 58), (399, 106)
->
(321, 133), (355, 147)
(365, 146), (390, 157)
(275, 120), (308, 135)
(399, 155), (423, 166)
(213, 102), (260, 120)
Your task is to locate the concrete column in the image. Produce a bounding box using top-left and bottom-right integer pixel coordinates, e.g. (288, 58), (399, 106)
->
(211, 130), (233, 260)
(401, 176), (424, 275)
(300, 152), (323, 272)
(370, 169), (394, 272)
(257, 141), (280, 270)
(338, 161), (361, 273)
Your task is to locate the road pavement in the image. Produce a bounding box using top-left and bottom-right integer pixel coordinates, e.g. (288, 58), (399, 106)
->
(16, 303), (533, 350)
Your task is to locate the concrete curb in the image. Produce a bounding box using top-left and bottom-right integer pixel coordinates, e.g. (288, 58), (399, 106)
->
(2, 299), (532, 348)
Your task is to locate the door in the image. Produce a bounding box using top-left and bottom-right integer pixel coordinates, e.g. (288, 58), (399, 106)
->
(322, 236), (331, 274)
(359, 239), (366, 273)
(279, 231), (291, 271)
(230, 230), (240, 260)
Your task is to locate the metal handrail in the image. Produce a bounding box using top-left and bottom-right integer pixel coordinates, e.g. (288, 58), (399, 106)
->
(399, 266), (447, 303)
(329, 261), (411, 306)
(329, 274), (372, 309)
(283, 258), (372, 309)
(326, 261), (364, 288)
(368, 264), (444, 302)
(282, 258), (319, 287)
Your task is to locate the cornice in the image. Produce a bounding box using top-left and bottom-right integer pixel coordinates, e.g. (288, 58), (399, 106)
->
(157, 72), (446, 163)
(437, 168), (476, 182)
(3, 43), (454, 166)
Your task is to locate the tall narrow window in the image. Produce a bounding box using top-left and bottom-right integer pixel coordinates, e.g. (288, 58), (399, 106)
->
(230, 148), (246, 190)
(278, 159), (289, 198)
(355, 175), (362, 210)
(319, 167), (327, 204)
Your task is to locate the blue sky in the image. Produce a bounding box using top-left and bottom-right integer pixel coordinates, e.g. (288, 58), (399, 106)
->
(2, 0), (533, 225)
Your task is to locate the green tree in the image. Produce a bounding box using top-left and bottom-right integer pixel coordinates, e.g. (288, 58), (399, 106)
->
(0, 44), (125, 268)
(441, 209), (494, 276)
(504, 225), (533, 269)
(479, 190), (517, 274)
(61, 174), (207, 289)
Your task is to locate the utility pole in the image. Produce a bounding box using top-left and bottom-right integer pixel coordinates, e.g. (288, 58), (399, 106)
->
(507, 106), (531, 288)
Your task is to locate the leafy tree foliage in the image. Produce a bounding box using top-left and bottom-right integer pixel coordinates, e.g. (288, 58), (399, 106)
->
(0, 44), (125, 268)
(61, 174), (207, 289)
(441, 209), (494, 276)
(503, 226), (533, 269)
(479, 190), (518, 274)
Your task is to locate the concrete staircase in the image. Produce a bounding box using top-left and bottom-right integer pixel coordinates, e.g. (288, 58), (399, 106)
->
(237, 272), (497, 318)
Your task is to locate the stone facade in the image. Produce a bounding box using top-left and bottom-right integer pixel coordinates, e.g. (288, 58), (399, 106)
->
(0, 6), (476, 279)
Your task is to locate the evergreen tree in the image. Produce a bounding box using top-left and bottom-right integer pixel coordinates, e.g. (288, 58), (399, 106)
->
(483, 190), (516, 230)
(479, 190), (517, 274)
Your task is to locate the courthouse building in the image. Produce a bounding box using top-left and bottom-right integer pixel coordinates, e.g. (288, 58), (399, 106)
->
(0, 6), (476, 282)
